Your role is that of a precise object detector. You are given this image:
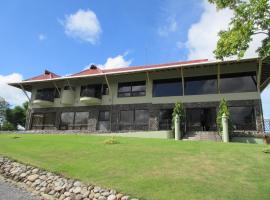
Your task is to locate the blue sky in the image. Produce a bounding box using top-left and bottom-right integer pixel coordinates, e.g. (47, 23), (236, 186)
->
(0, 0), (203, 77)
(0, 0), (269, 118)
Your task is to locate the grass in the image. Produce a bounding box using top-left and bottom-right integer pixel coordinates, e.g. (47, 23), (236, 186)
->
(0, 134), (269, 200)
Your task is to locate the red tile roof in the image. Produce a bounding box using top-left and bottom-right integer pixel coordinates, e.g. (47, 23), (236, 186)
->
(70, 59), (208, 77)
(25, 70), (60, 81)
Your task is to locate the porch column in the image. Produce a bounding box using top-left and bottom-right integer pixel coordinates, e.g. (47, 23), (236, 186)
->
(222, 113), (229, 142)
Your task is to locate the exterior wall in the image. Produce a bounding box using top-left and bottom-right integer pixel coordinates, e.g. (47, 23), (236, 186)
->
(29, 62), (259, 108)
(27, 99), (264, 133)
(26, 62), (264, 132)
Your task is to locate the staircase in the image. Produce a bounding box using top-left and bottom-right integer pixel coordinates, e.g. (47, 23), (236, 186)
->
(182, 131), (222, 142)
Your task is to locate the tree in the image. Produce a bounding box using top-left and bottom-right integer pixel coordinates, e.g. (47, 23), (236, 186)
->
(216, 99), (233, 134)
(209, 0), (270, 59)
(0, 97), (8, 127)
(5, 101), (28, 129)
(172, 101), (185, 131)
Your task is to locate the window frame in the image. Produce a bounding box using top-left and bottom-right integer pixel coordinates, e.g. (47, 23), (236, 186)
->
(118, 81), (146, 97)
(80, 84), (102, 98)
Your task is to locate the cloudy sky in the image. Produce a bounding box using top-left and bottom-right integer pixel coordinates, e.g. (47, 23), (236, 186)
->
(0, 0), (269, 118)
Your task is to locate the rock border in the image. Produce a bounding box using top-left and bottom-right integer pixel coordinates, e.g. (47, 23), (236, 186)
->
(0, 156), (138, 200)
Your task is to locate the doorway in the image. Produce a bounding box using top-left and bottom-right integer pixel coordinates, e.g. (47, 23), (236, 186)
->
(186, 108), (216, 131)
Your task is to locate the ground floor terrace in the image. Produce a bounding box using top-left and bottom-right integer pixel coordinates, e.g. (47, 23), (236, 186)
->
(27, 99), (264, 133)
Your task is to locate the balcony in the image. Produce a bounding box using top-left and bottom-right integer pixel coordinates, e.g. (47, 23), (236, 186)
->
(79, 85), (102, 105)
(33, 88), (57, 107)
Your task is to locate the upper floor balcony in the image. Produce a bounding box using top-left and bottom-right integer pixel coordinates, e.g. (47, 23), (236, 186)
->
(79, 84), (103, 105)
(33, 88), (59, 107)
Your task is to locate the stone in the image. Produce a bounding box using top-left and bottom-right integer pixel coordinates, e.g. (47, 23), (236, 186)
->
(98, 196), (106, 200)
(116, 193), (124, 200)
(27, 174), (39, 182)
(64, 191), (71, 197)
(74, 181), (81, 187)
(121, 196), (129, 200)
(89, 192), (95, 199)
(32, 168), (39, 173)
(107, 194), (117, 200)
(101, 191), (110, 197)
(75, 194), (83, 200)
(41, 193), (54, 200)
(73, 186), (82, 194)
(20, 173), (27, 178)
(93, 186), (101, 193)
(81, 189), (90, 198)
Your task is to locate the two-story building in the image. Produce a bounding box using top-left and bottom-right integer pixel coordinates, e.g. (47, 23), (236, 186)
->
(9, 57), (270, 133)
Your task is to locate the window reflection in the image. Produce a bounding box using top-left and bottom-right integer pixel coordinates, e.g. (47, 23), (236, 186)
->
(159, 109), (173, 130)
(220, 72), (257, 93)
(97, 111), (110, 131)
(153, 79), (182, 97)
(185, 76), (217, 95)
(229, 106), (256, 130)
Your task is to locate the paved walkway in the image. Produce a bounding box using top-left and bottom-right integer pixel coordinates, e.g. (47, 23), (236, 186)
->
(0, 176), (39, 200)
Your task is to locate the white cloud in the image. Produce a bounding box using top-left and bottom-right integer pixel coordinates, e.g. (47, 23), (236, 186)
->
(0, 73), (28, 106)
(158, 17), (178, 37)
(61, 9), (101, 44)
(84, 52), (132, 70)
(185, 0), (266, 60)
(38, 34), (46, 41)
(186, 0), (233, 60)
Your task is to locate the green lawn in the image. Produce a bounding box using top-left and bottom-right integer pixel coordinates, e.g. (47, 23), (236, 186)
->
(0, 134), (269, 200)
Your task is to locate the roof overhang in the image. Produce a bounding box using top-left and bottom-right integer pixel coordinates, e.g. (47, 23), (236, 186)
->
(9, 57), (269, 92)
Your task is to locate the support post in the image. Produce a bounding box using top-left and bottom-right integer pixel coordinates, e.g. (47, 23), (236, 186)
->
(181, 67), (185, 95)
(19, 83), (31, 102)
(52, 81), (61, 96)
(222, 113), (229, 142)
(175, 114), (181, 140)
(217, 63), (221, 93)
(257, 59), (262, 92)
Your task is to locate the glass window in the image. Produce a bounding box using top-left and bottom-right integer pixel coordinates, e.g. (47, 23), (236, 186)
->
(120, 110), (134, 123)
(102, 84), (109, 95)
(80, 84), (102, 98)
(31, 113), (56, 130)
(60, 112), (75, 130)
(74, 112), (89, 130)
(36, 88), (59, 102)
(220, 72), (257, 93)
(185, 76), (217, 95)
(43, 113), (56, 130)
(119, 110), (133, 130)
(229, 106), (256, 130)
(97, 111), (110, 131)
(31, 114), (44, 130)
(153, 79), (182, 97)
(159, 109), (173, 130)
(118, 81), (146, 97)
(99, 111), (110, 121)
(135, 110), (149, 123)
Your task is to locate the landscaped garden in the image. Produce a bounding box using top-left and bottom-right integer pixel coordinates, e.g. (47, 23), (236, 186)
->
(0, 134), (269, 200)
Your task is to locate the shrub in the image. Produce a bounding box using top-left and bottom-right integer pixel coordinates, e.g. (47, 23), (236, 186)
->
(104, 137), (119, 145)
(172, 101), (185, 131)
(1, 121), (16, 131)
(216, 99), (233, 135)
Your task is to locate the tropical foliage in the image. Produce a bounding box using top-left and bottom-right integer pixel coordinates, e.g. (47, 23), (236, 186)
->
(209, 0), (270, 59)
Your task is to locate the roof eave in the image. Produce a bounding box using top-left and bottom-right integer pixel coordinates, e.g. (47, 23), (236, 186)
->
(8, 57), (259, 86)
